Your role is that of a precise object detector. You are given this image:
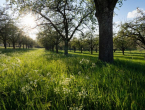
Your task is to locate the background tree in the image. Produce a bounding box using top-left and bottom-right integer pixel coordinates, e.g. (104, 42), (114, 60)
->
(0, 9), (11, 49)
(9, 0), (95, 55)
(8, 23), (21, 49)
(122, 8), (145, 49)
(113, 28), (136, 55)
(70, 37), (77, 53)
(77, 34), (86, 53)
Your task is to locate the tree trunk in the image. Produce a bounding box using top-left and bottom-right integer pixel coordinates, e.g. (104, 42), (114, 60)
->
(9, 43), (10, 47)
(94, 0), (118, 63)
(91, 47), (93, 54)
(56, 44), (58, 53)
(4, 41), (6, 49)
(96, 48), (97, 53)
(19, 44), (21, 49)
(81, 47), (82, 53)
(122, 48), (125, 55)
(13, 42), (15, 49)
(64, 40), (68, 55)
(97, 12), (113, 63)
(23, 44), (24, 49)
(73, 47), (75, 52)
(52, 46), (54, 51)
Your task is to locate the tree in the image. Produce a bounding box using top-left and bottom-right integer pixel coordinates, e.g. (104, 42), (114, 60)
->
(37, 26), (62, 53)
(114, 35), (128, 55)
(93, 0), (120, 62)
(114, 28), (136, 55)
(85, 32), (98, 54)
(70, 37), (77, 52)
(0, 7), (11, 49)
(9, 0), (124, 62)
(9, 0), (95, 55)
(8, 23), (21, 49)
(77, 35), (86, 53)
(122, 8), (145, 49)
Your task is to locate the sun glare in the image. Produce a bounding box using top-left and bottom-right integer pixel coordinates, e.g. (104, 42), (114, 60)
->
(19, 14), (38, 40)
(21, 14), (36, 28)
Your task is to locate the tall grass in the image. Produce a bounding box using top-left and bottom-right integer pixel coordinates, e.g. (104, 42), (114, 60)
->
(0, 48), (145, 110)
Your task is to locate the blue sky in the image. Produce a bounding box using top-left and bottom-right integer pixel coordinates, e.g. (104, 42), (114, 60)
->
(0, 0), (145, 39)
(114, 0), (145, 23)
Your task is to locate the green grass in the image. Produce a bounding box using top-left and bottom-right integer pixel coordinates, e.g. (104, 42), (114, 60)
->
(0, 48), (145, 110)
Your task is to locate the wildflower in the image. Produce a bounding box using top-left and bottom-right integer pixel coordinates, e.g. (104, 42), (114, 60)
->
(92, 63), (96, 68)
(15, 58), (21, 63)
(33, 70), (39, 72)
(63, 87), (70, 94)
(30, 81), (33, 84)
(61, 78), (71, 86)
(77, 88), (88, 98)
(54, 87), (60, 94)
(78, 71), (81, 75)
(2, 68), (8, 72)
(85, 76), (89, 79)
(79, 58), (90, 65)
(47, 72), (51, 76)
(70, 75), (75, 79)
(69, 104), (83, 110)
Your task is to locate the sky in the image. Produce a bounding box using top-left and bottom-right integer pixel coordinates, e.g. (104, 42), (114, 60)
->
(0, 0), (145, 39)
(114, 0), (145, 28)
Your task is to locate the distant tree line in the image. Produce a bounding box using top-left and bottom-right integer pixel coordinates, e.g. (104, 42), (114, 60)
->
(0, 7), (36, 49)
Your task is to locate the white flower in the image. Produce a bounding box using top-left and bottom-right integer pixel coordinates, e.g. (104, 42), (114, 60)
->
(69, 104), (83, 110)
(79, 58), (90, 65)
(33, 70), (39, 72)
(47, 72), (51, 76)
(78, 71), (81, 75)
(54, 87), (60, 94)
(30, 81), (33, 84)
(2, 68), (8, 72)
(61, 78), (71, 86)
(70, 75), (75, 79)
(63, 87), (70, 94)
(85, 76), (89, 79)
(92, 63), (96, 68)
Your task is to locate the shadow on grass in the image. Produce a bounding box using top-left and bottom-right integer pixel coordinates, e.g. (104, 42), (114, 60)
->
(45, 50), (145, 76)
(0, 48), (36, 56)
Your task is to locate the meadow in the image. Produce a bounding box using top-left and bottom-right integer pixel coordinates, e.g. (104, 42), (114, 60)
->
(0, 48), (145, 110)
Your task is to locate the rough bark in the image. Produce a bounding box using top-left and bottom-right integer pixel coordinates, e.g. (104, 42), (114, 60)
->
(98, 13), (113, 62)
(94, 0), (118, 63)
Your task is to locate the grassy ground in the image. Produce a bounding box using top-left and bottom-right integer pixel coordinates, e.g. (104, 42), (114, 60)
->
(0, 48), (145, 110)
